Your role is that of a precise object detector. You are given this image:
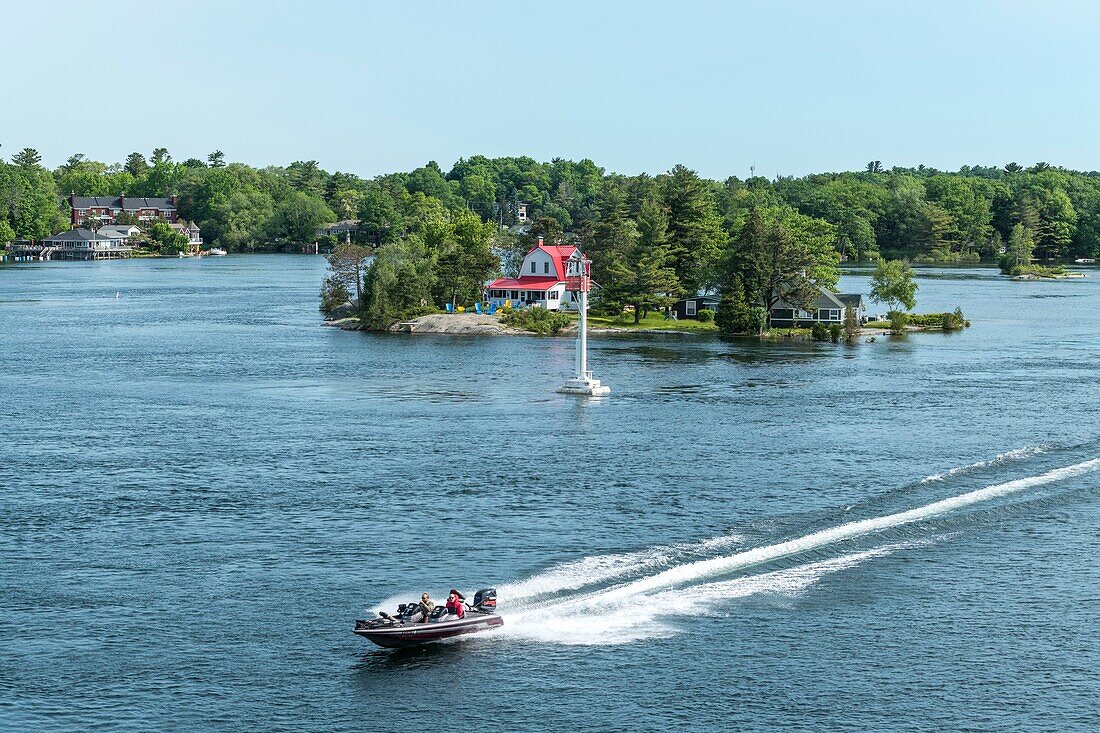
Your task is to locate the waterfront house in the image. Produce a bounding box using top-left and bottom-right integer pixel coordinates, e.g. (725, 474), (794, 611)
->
(317, 220), (361, 243)
(769, 284), (861, 327)
(39, 228), (132, 260)
(672, 294), (720, 320)
(97, 224), (142, 244)
(171, 221), (203, 253)
(66, 194), (179, 228)
(485, 236), (582, 311)
(837, 293), (867, 324)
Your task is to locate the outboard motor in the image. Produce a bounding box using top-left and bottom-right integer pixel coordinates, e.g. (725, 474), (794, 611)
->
(471, 588), (497, 614)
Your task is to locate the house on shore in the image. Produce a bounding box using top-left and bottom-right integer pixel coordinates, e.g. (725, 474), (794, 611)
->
(485, 236), (585, 311)
(65, 194), (180, 228)
(171, 221), (203, 253)
(97, 224), (142, 245)
(36, 228), (133, 260)
(671, 294), (720, 320)
(669, 284), (867, 325)
(769, 285), (866, 327)
(317, 220), (361, 243)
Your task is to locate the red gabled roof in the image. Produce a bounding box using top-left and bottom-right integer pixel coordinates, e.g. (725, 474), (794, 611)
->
(526, 244), (577, 280)
(487, 276), (562, 291)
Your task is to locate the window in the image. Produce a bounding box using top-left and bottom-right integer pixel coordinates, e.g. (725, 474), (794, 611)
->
(685, 300), (697, 316)
(549, 290), (560, 300)
(531, 261), (536, 273)
(817, 309), (840, 321)
(544, 261), (550, 274)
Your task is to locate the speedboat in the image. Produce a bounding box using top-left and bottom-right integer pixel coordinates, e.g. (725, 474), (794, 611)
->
(208, 247), (227, 256)
(354, 588), (502, 648)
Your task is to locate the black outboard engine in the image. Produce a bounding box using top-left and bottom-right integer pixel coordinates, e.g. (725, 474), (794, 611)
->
(471, 588), (497, 614)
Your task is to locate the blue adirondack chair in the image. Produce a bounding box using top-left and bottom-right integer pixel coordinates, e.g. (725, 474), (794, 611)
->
(474, 302), (483, 314)
(488, 304), (497, 315)
(445, 303), (454, 313)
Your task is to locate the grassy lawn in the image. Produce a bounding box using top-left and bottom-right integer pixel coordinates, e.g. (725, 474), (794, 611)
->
(579, 313), (719, 332)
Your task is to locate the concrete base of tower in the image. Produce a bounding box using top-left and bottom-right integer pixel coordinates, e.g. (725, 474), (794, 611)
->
(557, 376), (611, 396)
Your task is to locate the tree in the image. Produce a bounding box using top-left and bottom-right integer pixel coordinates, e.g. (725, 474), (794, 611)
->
(12, 148), (41, 168)
(0, 219), (15, 245)
(724, 207), (840, 327)
(325, 243), (373, 305)
(207, 150), (226, 168)
(145, 220), (189, 254)
(435, 211), (498, 307)
(843, 300), (860, 343)
(1004, 162), (1023, 174)
(604, 197), (680, 322)
(151, 147), (171, 166)
(268, 191), (334, 242)
(869, 258), (918, 312)
(319, 274), (351, 313)
(866, 161), (884, 174)
(360, 234), (435, 328)
(661, 164), (725, 293)
(999, 223), (1034, 273)
(124, 152), (148, 177)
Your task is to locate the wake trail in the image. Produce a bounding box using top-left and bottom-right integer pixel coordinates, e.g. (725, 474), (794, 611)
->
(568, 458), (1099, 608)
(498, 533), (743, 602)
(920, 445), (1048, 483)
(500, 542), (925, 645)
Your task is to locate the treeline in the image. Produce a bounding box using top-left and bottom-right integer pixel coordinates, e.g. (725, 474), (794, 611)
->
(5, 146), (1100, 324)
(5, 148), (1099, 263)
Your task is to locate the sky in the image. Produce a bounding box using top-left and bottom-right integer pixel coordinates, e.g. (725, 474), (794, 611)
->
(3, 0), (1099, 179)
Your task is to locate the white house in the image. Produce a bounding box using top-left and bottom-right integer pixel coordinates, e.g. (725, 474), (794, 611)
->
(486, 236), (583, 311)
(97, 224), (142, 245)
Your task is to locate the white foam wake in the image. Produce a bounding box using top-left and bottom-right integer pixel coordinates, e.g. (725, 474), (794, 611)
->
(500, 543), (921, 645)
(572, 458), (1099, 608)
(920, 445), (1048, 483)
(498, 533), (744, 602)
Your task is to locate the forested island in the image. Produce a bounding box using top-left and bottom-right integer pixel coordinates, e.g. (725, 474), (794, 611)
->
(1, 147), (1086, 330)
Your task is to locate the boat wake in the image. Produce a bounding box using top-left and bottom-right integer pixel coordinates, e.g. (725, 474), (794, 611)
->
(496, 456), (1099, 646)
(920, 444), (1048, 483)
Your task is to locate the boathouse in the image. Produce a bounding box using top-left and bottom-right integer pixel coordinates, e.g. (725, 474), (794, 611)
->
(30, 228), (134, 260)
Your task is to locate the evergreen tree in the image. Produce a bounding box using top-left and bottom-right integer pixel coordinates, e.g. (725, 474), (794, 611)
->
(661, 164), (724, 293)
(12, 148), (41, 168)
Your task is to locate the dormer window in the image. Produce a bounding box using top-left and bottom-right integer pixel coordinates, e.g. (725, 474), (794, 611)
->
(531, 261), (536, 273)
(544, 262), (550, 274)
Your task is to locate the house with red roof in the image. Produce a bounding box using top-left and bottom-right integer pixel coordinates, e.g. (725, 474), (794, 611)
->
(485, 236), (582, 311)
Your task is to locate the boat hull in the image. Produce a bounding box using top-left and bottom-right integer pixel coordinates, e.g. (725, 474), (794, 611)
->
(354, 614), (503, 648)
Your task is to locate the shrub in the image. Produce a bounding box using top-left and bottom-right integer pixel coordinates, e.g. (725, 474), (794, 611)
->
(811, 322), (829, 341)
(829, 323), (841, 343)
(319, 274), (350, 314)
(697, 308), (714, 322)
(501, 307), (572, 335)
(746, 307), (768, 335)
(498, 304), (514, 315)
(888, 310), (909, 333)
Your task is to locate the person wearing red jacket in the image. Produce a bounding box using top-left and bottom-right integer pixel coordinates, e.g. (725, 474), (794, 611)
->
(446, 589), (465, 619)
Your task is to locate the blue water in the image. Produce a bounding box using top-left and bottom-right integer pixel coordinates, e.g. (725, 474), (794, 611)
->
(2, 256), (1099, 732)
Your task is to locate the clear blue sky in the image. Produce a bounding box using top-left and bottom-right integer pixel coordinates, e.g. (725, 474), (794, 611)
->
(3, 0), (1099, 179)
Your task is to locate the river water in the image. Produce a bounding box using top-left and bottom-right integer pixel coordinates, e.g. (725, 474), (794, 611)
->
(2, 256), (1098, 732)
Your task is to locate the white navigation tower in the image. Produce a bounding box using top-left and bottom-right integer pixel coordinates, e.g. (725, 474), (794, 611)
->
(558, 248), (610, 396)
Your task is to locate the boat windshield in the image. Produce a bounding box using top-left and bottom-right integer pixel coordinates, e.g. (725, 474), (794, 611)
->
(429, 605), (457, 621)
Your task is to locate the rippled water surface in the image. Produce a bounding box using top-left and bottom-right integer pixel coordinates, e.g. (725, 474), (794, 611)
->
(2, 256), (1099, 732)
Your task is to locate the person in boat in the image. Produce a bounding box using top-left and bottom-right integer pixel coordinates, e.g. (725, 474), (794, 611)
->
(415, 592), (434, 623)
(446, 589), (465, 619)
